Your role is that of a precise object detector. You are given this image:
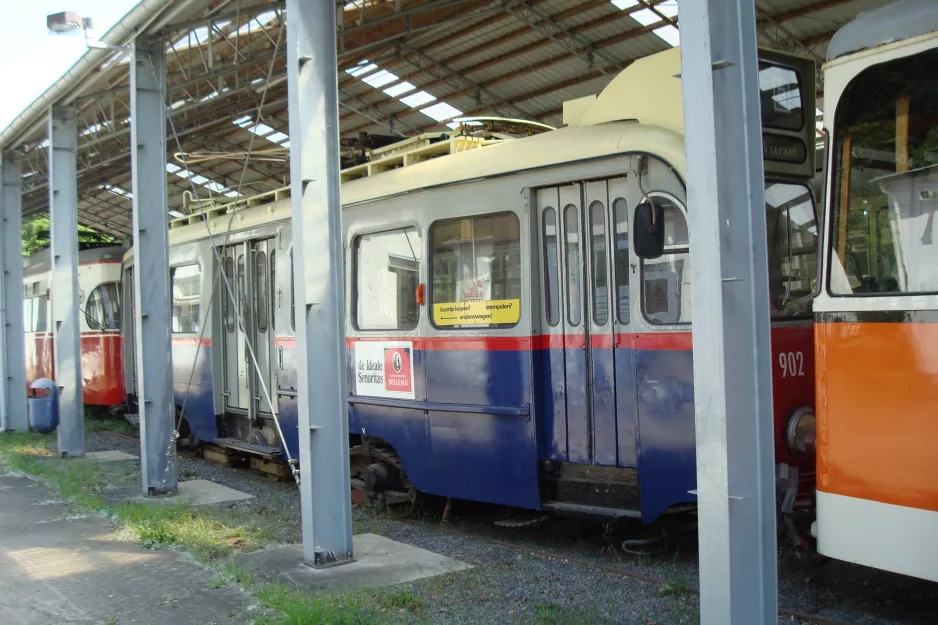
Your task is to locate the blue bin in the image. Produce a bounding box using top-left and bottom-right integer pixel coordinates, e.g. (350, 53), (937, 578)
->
(29, 378), (59, 434)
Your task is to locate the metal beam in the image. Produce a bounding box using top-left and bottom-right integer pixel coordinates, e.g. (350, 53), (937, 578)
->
(286, 0), (354, 567)
(504, 1), (625, 78)
(679, 0), (777, 622)
(397, 42), (541, 120)
(0, 152), (27, 432)
(131, 37), (177, 496)
(48, 106), (84, 457)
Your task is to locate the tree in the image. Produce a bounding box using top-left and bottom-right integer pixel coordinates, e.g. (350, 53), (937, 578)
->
(21, 216), (118, 258)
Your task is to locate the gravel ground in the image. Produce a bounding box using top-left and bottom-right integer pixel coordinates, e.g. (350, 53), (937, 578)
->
(87, 429), (936, 624)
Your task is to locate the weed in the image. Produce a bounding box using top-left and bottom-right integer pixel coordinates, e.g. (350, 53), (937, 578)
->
(377, 589), (425, 615)
(254, 583), (389, 625)
(656, 578), (690, 598)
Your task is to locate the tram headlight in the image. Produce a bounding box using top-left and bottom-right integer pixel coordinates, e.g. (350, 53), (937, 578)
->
(785, 407), (816, 454)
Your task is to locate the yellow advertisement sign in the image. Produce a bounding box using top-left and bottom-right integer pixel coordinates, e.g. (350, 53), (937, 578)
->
(433, 299), (520, 326)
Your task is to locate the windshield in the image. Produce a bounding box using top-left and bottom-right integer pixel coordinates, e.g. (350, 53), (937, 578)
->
(829, 47), (938, 295)
(767, 181), (818, 318)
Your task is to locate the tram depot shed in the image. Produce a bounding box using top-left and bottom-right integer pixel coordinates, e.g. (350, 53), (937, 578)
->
(0, 1), (906, 623)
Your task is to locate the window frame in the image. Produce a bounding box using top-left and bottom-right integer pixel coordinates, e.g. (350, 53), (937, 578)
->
(351, 222), (423, 333)
(84, 282), (121, 331)
(171, 262), (203, 334)
(638, 191), (691, 327)
(825, 52), (938, 298)
(428, 210), (522, 331)
(542, 206), (561, 328)
(255, 250), (269, 334)
(589, 200), (610, 327)
(612, 196), (631, 325)
(764, 178), (821, 312)
(563, 204), (583, 328)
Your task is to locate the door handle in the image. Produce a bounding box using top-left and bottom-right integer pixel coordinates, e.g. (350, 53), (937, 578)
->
(278, 346), (284, 370)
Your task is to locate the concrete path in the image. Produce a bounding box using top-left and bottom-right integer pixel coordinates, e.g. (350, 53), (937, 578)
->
(0, 472), (251, 624)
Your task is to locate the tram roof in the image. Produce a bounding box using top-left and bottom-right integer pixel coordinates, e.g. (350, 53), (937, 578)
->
(827, 0), (938, 61)
(0, 0), (897, 238)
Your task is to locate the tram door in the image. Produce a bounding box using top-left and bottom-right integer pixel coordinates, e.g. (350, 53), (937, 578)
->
(538, 177), (629, 466)
(221, 239), (276, 418)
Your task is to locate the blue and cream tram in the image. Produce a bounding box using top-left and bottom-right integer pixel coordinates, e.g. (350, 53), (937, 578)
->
(122, 46), (821, 523)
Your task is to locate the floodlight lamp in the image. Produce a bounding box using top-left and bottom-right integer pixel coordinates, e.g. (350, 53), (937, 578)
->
(47, 11), (88, 35)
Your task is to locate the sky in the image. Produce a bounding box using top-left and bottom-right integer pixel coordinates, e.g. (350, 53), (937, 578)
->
(0, 1), (138, 131)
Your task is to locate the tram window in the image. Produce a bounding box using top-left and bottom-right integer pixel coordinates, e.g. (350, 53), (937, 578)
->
(22, 298), (32, 333)
(354, 227), (422, 330)
(290, 248), (295, 331)
(590, 201), (609, 326)
(759, 62), (803, 132)
(171, 264), (202, 333)
(542, 208), (560, 326)
(34, 295), (48, 333)
(431, 212), (521, 329)
(238, 254), (248, 330)
(565, 205), (582, 327)
(256, 251), (269, 333)
(641, 194), (691, 325)
(613, 198), (630, 324)
(829, 48), (938, 295)
(270, 250), (276, 332)
(223, 256), (235, 333)
(766, 182), (817, 317)
(85, 283), (120, 331)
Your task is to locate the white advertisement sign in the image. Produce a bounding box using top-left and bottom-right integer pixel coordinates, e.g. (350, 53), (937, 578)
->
(354, 341), (416, 400)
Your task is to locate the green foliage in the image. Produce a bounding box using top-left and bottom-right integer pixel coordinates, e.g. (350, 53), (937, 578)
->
(21, 215), (118, 258)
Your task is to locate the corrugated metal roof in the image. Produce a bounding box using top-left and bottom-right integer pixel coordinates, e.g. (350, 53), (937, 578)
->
(0, 0), (898, 235)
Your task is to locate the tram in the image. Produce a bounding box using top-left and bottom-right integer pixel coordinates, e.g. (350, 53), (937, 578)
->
(812, 0), (938, 581)
(122, 45), (819, 525)
(23, 245), (126, 406)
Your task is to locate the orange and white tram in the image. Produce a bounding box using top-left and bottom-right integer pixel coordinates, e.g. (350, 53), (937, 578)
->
(813, 0), (938, 582)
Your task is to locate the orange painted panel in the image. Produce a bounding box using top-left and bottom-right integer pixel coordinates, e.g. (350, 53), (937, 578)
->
(816, 320), (938, 513)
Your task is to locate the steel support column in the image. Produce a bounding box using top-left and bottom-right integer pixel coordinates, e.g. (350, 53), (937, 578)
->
(49, 106), (84, 457)
(286, 0), (354, 567)
(131, 38), (177, 495)
(678, 1), (777, 623)
(0, 152), (27, 432)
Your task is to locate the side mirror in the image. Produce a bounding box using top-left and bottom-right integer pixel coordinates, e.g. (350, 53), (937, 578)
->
(633, 200), (665, 259)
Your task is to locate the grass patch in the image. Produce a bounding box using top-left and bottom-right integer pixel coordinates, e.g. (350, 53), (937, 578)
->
(0, 426), (420, 625)
(83, 408), (138, 436)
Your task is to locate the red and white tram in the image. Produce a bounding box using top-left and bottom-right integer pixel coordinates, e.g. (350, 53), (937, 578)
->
(23, 245), (126, 407)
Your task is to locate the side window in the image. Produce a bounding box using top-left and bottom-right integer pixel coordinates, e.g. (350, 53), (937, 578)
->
(542, 207), (560, 326)
(223, 256), (235, 333)
(22, 296), (33, 333)
(564, 205), (582, 327)
(431, 213), (521, 329)
(172, 264), (202, 333)
(255, 251), (268, 333)
(354, 227), (421, 331)
(35, 293), (48, 333)
(641, 194), (691, 325)
(85, 287), (106, 331)
(590, 201), (609, 326)
(103, 283), (120, 330)
(290, 248), (296, 331)
(270, 250), (276, 332)
(613, 198), (630, 324)
(237, 254), (248, 330)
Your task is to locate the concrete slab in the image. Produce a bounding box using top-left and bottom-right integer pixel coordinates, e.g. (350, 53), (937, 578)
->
(0, 472), (252, 624)
(106, 479), (254, 507)
(86, 450), (138, 462)
(239, 533), (471, 592)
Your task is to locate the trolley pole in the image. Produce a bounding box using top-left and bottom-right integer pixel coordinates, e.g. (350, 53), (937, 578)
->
(0, 152), (27, 432)
(679, 1), (778, 623)
(286, 0), (354, 566)
(49, 105), (84, 457)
